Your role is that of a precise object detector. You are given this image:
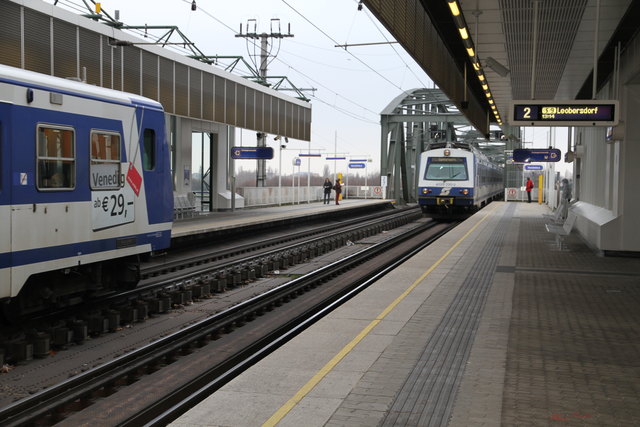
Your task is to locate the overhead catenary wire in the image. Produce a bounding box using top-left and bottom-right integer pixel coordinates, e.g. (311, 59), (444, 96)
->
(50, 0), (86, 14)
(184, 1), (381, 126)
(276, 57), (379, 117)
(360, 7), (431, 89)
(309, 94), (378, 124)
(45, 0), (394, 125)
(289, 39), (399, 56)
(343, 4), (361, 49)
(280, 0), (415, 97)
(181, 0), (237, 33)
(49, 0), (413, 91)
(278, 49), (391, 71)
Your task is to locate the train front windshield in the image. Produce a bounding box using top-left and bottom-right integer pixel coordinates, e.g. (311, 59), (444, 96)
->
(425, 157), (468, 180)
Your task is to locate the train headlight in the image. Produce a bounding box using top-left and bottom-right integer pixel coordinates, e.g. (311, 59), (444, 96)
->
(444, 149), (451, 156)
(422, 188), (428, 194)
(461, 189), (469, 195)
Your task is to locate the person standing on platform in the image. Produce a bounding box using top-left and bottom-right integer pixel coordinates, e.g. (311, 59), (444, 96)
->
(525, 177), (534, 203)
(560, 178), (572, 202)
(322, 178), (332, 204)
(559, 178), (572, 219)
(333, 179), (342, 205)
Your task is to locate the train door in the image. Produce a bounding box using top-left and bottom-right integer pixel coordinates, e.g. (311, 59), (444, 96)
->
(140, 112), (173, 227)
(191, 131), (215, 212)
(0, 103), (11, 296)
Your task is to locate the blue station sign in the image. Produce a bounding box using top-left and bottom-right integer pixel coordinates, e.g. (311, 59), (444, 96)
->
(299, 153), (321, 157)
(231, 147), (274, 160)
(349, 163), (366, 169)
(513, 148), (561, 163)
(524, 164), (544, 171)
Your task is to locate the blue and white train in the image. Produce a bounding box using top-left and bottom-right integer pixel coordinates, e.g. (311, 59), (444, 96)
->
(0, 64), (173, 316)
(418, 143), (503, 216)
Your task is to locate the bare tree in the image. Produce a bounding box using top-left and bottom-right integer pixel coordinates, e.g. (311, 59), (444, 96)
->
(321, 164), (331, 180)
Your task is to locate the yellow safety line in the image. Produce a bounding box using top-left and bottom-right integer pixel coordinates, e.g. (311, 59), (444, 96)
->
(262, 205), (498, 427)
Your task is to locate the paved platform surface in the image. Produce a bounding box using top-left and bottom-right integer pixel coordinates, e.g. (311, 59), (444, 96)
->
(172, 199), (392, 238)
(170, 201), (640, 426)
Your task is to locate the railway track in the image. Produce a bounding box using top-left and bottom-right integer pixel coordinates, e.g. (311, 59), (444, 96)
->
(0, 207), (420, 394)
(140, 204), (417, 279)
(1, 206), (419, 330)
(0, 215), (457, 426)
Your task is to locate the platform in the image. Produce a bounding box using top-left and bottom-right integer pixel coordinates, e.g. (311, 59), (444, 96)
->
(170, 201), (640, 426)
(171, 199), (393, 239)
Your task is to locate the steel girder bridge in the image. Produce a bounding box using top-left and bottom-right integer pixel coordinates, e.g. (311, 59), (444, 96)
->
(380, 88), (518, 204)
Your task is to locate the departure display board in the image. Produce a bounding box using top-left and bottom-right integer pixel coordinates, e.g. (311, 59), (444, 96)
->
(511, 100), (618, 126)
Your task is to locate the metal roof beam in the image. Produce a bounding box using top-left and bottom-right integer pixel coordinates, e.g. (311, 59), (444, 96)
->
(364, 0), (490, 135)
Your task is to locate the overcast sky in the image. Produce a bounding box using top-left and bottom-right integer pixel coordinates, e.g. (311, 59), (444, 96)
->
(45, 0), (568, 179)
(44, 0), (435, 176)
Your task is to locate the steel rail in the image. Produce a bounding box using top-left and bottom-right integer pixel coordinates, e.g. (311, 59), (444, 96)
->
(9, 207), (420, 327)
(138, 221), (457, 426)
(140, 205), (419, 278)
(0, 217), (445, 426)
(100, 207), (423, 304)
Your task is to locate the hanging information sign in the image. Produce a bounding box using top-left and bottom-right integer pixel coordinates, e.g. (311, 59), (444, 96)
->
(511, 100), (618, 126)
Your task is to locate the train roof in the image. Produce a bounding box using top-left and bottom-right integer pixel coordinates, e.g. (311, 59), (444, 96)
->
(425, 142), (474, 151)
(0, 64), (163, 111)
(424, 143), (503, 166)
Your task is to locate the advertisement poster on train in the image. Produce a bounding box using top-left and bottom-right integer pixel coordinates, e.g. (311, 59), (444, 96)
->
(91, 187), (135, 231)
(126, 162), (142, 196)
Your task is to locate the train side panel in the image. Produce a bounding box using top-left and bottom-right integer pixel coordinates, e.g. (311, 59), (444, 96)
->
(0, 102), (10, 293)
(134, 104), (173, 227)
(473, 156), (504, 206)
(0, 66), (172, 300)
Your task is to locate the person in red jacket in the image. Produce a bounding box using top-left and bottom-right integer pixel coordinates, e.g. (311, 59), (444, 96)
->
(525, 177), (534, 203)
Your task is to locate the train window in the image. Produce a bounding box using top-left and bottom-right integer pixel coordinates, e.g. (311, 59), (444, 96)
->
(36, 125), (75, 190)
(90, 131), (121, 190)
(425, 158), (468, 181)
(142, 128), (155, 171)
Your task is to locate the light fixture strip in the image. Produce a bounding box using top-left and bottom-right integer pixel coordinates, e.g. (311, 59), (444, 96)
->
(447, 0), (461, 16)
(448, 0), (501, 124)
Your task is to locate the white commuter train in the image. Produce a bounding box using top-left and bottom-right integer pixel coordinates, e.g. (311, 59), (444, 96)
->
(417, 143), (503, 216)
(0, 64), (173, 317)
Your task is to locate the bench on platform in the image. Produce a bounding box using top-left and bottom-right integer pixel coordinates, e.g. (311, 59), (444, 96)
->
(545, 210), (577, 250)
(174, 193), (196, 219)
(543, 198), (571, 224)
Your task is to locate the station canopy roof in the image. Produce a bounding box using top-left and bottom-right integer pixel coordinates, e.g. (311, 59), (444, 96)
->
(363, 0), (638, 135)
